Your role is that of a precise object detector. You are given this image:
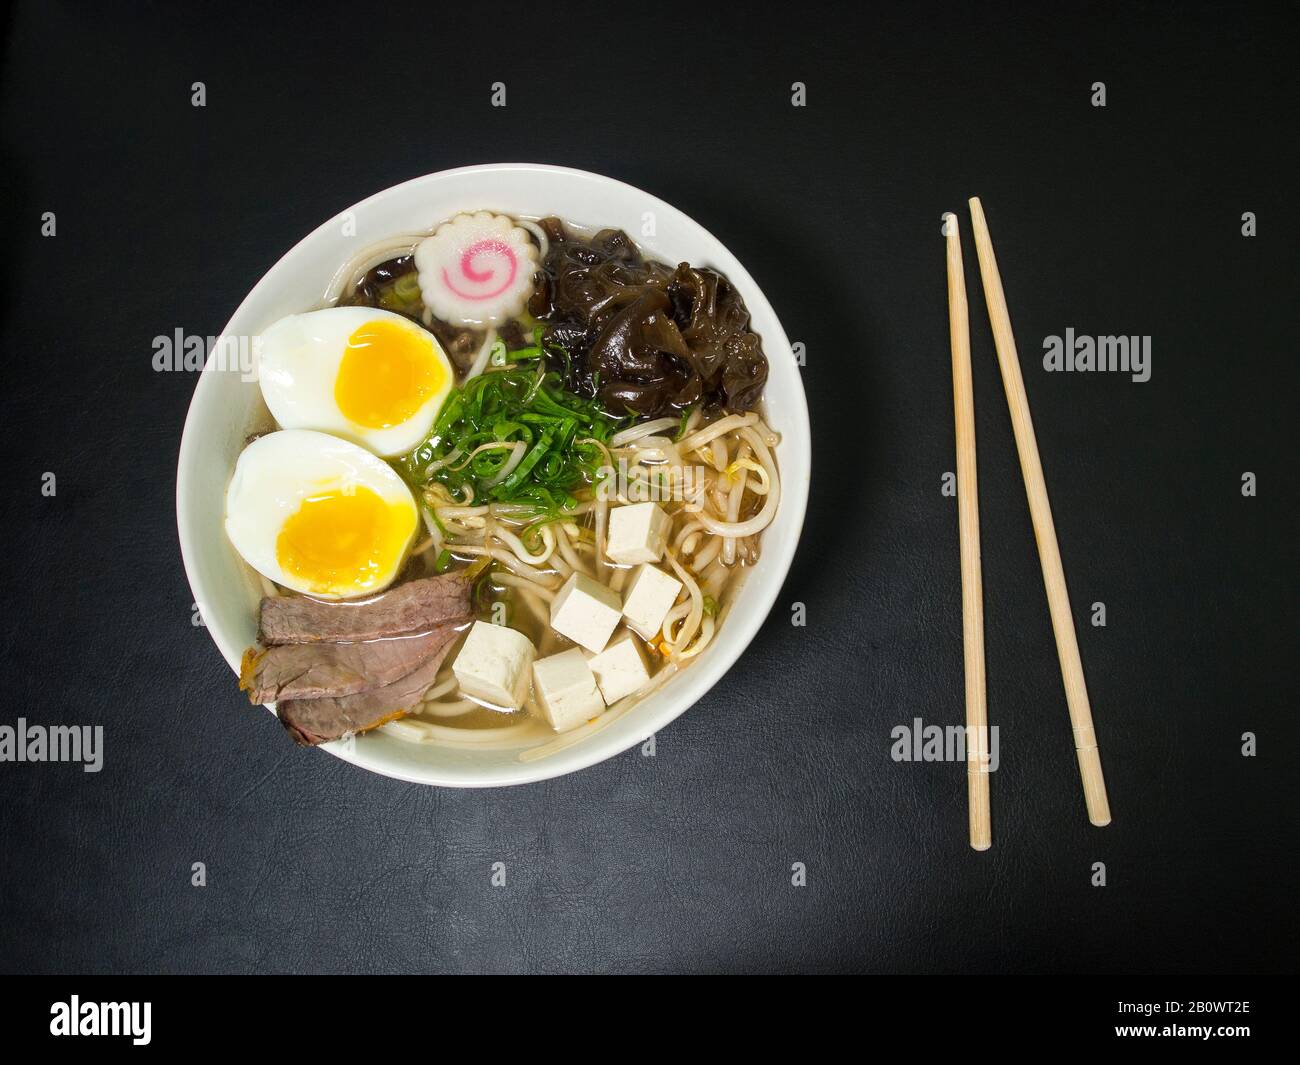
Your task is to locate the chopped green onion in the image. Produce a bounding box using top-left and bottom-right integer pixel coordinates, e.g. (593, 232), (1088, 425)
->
(675, 406), (695, 441)
(394, 273), (421, 302)
(433, 549), (453, 574)
(397, 356), (629, 520)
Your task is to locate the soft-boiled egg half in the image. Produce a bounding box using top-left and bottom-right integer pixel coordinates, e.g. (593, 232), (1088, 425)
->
(257, 307), (453, 457)
(225, 429), (420, 600)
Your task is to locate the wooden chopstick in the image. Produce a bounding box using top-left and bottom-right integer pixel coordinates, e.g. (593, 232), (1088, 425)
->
(944, 213), (992, 851)
(967, 197), (1112, 827)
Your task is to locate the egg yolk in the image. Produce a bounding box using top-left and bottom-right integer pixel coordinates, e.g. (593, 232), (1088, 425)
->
(275, 485), (415, 595)
(335, 319), (445, 429)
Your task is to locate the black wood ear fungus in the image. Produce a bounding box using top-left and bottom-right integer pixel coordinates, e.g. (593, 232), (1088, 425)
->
(527, 219), (769, 418)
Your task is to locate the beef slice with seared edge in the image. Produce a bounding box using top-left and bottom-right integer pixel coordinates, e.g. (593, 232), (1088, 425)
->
(258, 573), (472, 645)
(240, 627), (463, 705)
(276, 640), (457, 746)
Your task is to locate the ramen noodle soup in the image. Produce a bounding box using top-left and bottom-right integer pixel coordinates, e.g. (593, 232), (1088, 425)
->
(225, 212), (780, 759)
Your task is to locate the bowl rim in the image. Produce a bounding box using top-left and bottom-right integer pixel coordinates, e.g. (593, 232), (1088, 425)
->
(176, 162), (810, 787)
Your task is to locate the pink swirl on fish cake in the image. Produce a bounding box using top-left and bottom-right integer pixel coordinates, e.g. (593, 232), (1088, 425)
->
(415, 212), (539, 326)
(441, 238), (518, 301)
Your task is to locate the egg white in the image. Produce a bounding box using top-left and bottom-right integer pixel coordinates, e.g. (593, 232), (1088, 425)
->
(224, 429), (419, 599)
(257, 307), (453, 457)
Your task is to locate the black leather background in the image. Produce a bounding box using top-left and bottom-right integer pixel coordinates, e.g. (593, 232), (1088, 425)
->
(0, 3), (1295, 974)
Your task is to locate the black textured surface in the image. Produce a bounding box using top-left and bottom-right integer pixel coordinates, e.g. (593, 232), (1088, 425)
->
(0, 3), (1296, 974)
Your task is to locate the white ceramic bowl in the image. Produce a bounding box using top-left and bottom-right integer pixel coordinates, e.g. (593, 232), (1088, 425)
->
(176, 163), (810, 787)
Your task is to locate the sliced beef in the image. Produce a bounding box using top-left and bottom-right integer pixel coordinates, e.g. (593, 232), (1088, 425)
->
(276, 642), (455, 746)
(240, 627), (462, 705)
(258, 573), (471, 645)
(246, 574), (477, 746)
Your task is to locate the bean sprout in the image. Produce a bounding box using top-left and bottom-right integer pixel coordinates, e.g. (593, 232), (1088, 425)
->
(678, 412), (757, 454)
(611, 417), (679, 446)
(494, 571), (557, 604)
(464, 327), (499, 381)
(694, 427), (780, 538)
(692, 536), (722, 572)
(554, 523), (593, 577)
(723, 442), (751, 565)
(726, 456), (768, 496)
(673, 520), (703, 549)
(483, 442), (527, 488)
(422, 447), (464, 479)
(445, 441), (515, 475)
(452, 545), (560, 587)
(663, 551), (705, 655)
(492, 522), (555, 566)
(709, 437), (728, 472)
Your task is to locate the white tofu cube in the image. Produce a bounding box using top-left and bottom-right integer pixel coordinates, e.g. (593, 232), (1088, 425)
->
(606, 502), (670, 564)
(452, 621), (535, 710)
(549, 572), (623, 653)
(532, 648), (605, 732)
(620, 563), (683, 640)
(587, 633), (652, 705)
